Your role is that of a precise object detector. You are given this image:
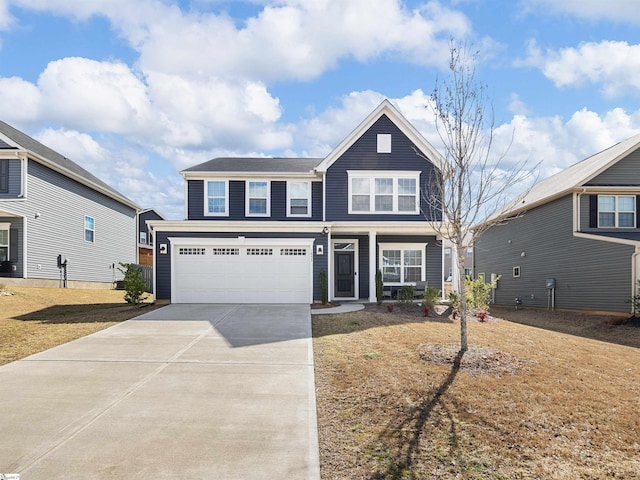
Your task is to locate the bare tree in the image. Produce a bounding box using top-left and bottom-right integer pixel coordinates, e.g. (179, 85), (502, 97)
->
(422, 40), (536, 354)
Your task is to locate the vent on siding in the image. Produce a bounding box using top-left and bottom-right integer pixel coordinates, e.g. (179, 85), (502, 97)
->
(212, 248), (239, 255)
(179, 247), (206, 255)
(247, 248), (273, 256)
(280, 248), (307, 256)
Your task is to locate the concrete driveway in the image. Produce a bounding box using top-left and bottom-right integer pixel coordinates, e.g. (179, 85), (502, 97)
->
(0, 304), (320, 480)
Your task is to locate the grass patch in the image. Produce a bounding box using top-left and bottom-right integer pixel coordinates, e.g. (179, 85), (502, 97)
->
(313, 305), (640, 479)
(0, 286), (163, 365)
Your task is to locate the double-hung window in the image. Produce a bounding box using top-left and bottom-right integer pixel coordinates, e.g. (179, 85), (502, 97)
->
(84, 216), (95, 243)
(287, 181), (311, 217)
(379, 243), (426, 284)
(205, 180), (228, 216)
(598, 195), (635, 228)
(246, 181), (270, 217)
(348, 171), (419, 214)
(0, 224), (9, 262)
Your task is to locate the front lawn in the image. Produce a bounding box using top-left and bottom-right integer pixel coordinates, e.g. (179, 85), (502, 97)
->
(0, 286), (162, 365)
(312, 305), (640, 479)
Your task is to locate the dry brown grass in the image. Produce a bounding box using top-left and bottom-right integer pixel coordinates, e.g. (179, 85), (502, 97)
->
(312, 304), (640, 479)
(0, 285), (162, 365)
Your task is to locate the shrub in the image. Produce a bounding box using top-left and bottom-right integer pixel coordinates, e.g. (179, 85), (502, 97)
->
(386, 304), (395, 313)
(398, 285), (415, 305)
(376, 269), (384, 305)
(423, 286), (441, 309)
(117, 263), (148, 306)
(319, 269), (328, 305)
(466, 274), (500, 312)
(627, 280), (640, 316)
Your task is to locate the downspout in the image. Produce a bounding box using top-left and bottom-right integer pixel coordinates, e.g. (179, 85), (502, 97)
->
(575, 188), (587, 233)
(632, 247), (640, 315)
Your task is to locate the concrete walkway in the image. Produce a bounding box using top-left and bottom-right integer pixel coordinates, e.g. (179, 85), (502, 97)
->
(0, 304), (320, 480)
(311, 303), (365, 315)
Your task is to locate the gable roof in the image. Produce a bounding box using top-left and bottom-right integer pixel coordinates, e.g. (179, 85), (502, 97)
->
(0, 120), (139, 210)
(315, 99), (445, 173)
(181, 157), (322, 177)
(483, 131), (640, 224)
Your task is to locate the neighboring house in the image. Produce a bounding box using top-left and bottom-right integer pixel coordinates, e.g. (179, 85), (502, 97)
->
(442, 239), (473, 295)
(0, 120), (139, 287)
(474, 132), (640, 313)
(137, 208), (164, 266)
(148, 100), (445, 304)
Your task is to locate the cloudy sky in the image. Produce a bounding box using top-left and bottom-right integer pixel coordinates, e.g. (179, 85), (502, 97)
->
(1, 0), (640, 219)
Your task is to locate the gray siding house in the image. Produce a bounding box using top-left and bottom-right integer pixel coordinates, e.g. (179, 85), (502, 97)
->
(148, 100), (445, 304)
(0, 120), (139, 287)
(474, 133), (640, 313)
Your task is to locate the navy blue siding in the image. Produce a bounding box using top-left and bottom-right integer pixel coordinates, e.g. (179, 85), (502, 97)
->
(188, 179), (323, 221)
(138, 210), (163, 244)
(325, 114), (442, 222)
(154, 231), (326, 301)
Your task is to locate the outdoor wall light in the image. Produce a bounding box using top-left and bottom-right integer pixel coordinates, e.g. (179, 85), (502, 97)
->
(321, 226), (329, 235)
(521, 251), (526, 257)
(34, 212), (40, 218)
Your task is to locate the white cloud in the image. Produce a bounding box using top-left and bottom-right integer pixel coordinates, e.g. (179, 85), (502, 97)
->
(521, 0), (640, 23)
(0, 0), (12, 30)
(521, 40), (640, 97)
(0, 76), (40, 123)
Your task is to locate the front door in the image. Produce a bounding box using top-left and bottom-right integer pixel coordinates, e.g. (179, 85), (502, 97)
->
(334, 251), (354, 297)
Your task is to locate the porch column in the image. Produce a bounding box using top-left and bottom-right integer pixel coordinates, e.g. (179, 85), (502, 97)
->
(369, 231), (377, 303)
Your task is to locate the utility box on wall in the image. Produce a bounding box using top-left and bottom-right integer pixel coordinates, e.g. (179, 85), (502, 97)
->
(546, 278), (556, 289)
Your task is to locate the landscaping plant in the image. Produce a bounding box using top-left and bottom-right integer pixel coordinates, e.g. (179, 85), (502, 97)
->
(118, 262), (148, 306)
(375, 269), (384, 305)
(319, 269), (328, 304)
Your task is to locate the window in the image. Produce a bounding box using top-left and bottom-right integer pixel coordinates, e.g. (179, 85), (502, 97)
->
(205, 180), (228, 216)
(246, 181), (270, 216)
(84, 216), (95, 243)
(379, 243), (426, 284)
(0, 225), (8, 262)
(513, 266), (521, 278)
(179, 248), (206, 255)
(377, 134), (392, 153)
(348, 171), (419, 214)
(287, 181), (311, 217)
(444, 248), (451, 258)
(467, 247), (473, 258)
(599, 195), (635, 228)
(139, 231), (147, 244)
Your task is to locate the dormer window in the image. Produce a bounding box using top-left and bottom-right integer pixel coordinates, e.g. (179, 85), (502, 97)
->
(348, 171), (419, 214)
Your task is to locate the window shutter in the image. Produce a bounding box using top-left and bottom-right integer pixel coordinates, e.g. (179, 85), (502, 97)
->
(589, 195), (598, 228)
(636, 195), (640, 228)
(9, 228), (18, 262)
(0, 160), (8, 193)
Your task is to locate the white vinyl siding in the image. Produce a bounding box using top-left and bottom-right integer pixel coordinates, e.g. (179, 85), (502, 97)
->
(348, 171), (420, 214)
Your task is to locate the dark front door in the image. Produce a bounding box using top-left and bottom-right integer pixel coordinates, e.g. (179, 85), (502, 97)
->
(335, 251), (354, 297)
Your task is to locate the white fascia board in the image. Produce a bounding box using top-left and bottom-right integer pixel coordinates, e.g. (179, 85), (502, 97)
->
(147, 220), (328, 234)
(182, 172), (320, 181)
(168, 237), (315, 247)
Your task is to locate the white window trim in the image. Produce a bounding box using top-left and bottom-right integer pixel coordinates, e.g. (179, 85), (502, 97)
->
(84, 215), (95, 243)
(286, 180), (312, 218)
(379, 242), (427, 285)
(598, 194), (636, 228)
(347, 171), (420, 214)
(204, 180), (229, 217)
(513, 266), (521, 278)
(0, 222), (9, 262)
(245, 180), (271, 217)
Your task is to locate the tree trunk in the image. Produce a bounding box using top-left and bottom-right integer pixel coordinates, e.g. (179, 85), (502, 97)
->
(456, 250), (468, 353)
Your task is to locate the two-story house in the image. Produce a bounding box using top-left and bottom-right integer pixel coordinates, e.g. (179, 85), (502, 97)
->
(474, 132), (640, 313)
(138, 208), (165, 266)
(148, 100), (445, 304)
(0, 120), (139, 287)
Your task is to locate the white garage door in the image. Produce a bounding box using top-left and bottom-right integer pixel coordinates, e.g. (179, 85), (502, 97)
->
(171, 238), (314, 304)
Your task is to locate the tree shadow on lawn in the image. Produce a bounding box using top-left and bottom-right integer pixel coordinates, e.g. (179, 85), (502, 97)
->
(13, 302), (159, 324)
(368, 352), (463, 480)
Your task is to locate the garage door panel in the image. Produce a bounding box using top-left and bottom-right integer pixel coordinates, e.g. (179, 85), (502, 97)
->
(172, 242), (312, 304)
